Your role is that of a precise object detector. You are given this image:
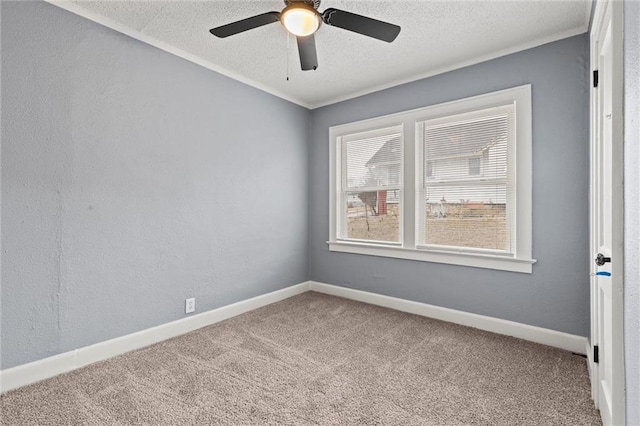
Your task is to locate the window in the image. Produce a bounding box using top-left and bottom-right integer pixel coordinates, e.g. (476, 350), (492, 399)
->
(329, 85), (535, 273)
(426, 160), (434, 178)
(418, 105), (513, 253)
(339, 126), (402, 244)
(468, 157), (481, 176)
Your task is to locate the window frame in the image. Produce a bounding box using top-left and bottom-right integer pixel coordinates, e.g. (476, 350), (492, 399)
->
(416, 103), (515, 255)
(329, 85), (535, 273)
(337, 125), (404, 246)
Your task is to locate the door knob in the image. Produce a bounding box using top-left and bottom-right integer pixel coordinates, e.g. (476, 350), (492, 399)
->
(595, 253), (611, 266)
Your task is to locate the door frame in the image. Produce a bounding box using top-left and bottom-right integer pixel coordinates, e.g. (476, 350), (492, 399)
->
(589, 0), (625, 424)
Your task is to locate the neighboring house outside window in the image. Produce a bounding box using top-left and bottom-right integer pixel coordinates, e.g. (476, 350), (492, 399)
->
(329, 85), (535, 273)
(365, 138), (401, 206)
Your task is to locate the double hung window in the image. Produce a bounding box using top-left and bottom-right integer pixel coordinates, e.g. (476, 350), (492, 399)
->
(329, 85), (535, 273)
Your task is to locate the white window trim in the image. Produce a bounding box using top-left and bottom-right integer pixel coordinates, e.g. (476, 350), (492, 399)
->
(329, 85), (535, 273)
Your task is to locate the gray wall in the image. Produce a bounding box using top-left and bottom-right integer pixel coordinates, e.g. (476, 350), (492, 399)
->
(0, 0), (599, 374)
(0, 1), (309, 370)
(309, 34), (591, 337)
(624, 0), (640, 423)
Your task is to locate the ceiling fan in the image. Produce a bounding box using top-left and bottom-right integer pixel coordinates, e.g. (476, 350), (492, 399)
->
(209, 0), (401, 71)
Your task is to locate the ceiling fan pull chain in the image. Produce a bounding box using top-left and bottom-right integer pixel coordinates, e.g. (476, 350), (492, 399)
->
(286, 32), (290, 81)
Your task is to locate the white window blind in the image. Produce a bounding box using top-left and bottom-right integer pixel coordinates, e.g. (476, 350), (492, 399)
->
(417, 104), (515, 254)
(339, 126), (403, 243)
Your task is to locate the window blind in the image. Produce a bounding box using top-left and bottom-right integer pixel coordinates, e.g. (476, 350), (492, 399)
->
(340, 128), (402, 243)
(418, 105), (515, 253)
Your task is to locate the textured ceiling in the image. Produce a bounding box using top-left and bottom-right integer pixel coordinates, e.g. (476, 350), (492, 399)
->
(51, 1), (591, 108)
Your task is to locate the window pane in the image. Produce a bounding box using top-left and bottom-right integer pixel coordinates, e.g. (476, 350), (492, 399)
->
(420, 105), (514, 252)
(423, 114), (508, 183)
(346, 190), (400, 242)
(346, 134), (401, 189)
(424, 196), (507, 250)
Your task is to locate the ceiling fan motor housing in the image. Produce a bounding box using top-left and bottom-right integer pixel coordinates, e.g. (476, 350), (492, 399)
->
(284, 0), (321, 10)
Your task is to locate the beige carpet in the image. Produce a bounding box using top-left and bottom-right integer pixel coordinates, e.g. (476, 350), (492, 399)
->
(1, 292), (600, 425)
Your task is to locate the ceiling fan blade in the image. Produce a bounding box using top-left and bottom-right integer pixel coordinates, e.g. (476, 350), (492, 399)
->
(210, 12), (280, 38)
(297, 34), (318, 71)
(322, 8), (400, 43)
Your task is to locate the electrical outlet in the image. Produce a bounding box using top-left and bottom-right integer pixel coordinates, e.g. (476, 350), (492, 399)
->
(185, 298), (195, 314)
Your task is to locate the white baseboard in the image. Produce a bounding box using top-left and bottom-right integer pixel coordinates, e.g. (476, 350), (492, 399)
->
(0, 282), (310, 394)
(1, 280), (588, 394)
(308, 281), (588, 354)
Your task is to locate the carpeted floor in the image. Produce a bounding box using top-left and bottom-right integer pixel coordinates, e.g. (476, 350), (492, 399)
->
(1, 292), (601, 425)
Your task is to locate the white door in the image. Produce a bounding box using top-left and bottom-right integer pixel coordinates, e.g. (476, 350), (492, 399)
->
(590, 1), (625, 425)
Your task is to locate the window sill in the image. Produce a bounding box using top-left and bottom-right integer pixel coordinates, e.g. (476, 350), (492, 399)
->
(327, 240), (536, 273)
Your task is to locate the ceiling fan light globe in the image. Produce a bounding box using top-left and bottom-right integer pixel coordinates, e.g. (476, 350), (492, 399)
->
(281, 7), (320, 37)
